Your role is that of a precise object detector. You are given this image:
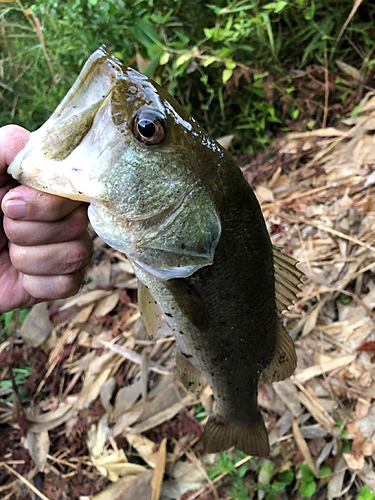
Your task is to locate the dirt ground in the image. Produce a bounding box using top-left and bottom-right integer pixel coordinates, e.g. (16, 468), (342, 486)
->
(2, 90), (375, 499)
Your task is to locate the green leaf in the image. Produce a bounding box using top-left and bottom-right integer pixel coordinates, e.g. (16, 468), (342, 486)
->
(278, 470), (294, 485)
(300, 480), (316, 498)
(300, 465), (316, 482)
(204, 27), (215, 39)
(238, 465), (248, 478)
(304, 1), (315, 21)
(133, 18), (163, 49)
(159, 51), (170, 66)
(150, 9), (173, 24)
(357, 484), (375, 500)
(263, 2), (288, 14)
(342, 440), (351, 453)
(254, 71), (269, 81)
(319, 464), (331, 478)
(225, 58), (236, 70)
(175, 53), (192, 67)
(222, 68), (233, 84)
(202, 56), (217, 67)
(143, 49), (164, 77)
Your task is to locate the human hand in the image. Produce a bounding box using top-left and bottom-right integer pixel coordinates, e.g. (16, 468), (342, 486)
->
(0, 125), (92, 313)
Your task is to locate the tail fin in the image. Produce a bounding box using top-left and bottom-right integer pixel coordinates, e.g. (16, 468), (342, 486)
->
(202, 412), (270, 457)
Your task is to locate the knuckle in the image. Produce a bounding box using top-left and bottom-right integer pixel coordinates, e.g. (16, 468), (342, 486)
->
(22, 273), (83, 300)
(62, 237), (92, 273)
(57, 273), (83, 298)
(9, 244), (27, 271)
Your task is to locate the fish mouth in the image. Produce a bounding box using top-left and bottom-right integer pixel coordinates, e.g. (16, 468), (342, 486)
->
(8, 46), (124, 201)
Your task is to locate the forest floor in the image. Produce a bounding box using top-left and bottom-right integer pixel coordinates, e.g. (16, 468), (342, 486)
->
(2, 92), (375, 500)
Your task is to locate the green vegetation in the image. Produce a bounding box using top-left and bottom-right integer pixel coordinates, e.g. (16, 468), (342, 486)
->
(0, 308), (30, 340)
(206, 451), (335, 499)
(208, 450), (254, 500)
(358, 485), (375, 500)
(1, 0), (375, 153)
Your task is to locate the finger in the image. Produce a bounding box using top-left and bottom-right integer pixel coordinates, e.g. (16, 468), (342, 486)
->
(9, 233), (92, 276)
(0, 125), (30, 183)
(2, 185), (84, 222)
(21, 270), (86, 300)
(4, 204), (89, 246)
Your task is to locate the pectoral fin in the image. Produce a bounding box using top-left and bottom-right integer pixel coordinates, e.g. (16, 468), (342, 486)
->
(163, 278), (209, 332)
(138, 282), (162, 337)
(261, 320), (297, 383)
(272, 245), (304, 314)
(176, 350), (205, 394)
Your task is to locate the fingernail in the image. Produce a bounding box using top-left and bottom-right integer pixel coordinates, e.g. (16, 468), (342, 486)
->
(3, 199), (27, 219)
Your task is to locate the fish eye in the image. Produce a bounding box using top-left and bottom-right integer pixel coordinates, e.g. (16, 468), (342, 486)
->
(133, 111), (165, 145)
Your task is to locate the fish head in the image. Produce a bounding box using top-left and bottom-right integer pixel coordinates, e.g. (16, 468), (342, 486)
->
(8, 46), (222, 279)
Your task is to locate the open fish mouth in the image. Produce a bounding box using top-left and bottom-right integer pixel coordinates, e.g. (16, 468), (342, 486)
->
(8, 46), (125, 201)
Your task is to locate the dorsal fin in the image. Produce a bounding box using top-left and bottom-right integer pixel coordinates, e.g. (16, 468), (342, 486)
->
(272, 245), (303, 314)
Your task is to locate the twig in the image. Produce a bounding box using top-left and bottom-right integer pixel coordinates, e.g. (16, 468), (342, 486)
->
(0, 462), (51, 500)
(329, 0), (364, 64)
(322, 48), (329, 128)
(279, 213), (375, 254)
(305, 108), (375, 168)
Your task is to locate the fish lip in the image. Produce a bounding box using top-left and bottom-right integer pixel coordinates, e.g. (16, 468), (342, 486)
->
(7, 46), (124, 201)
(45, 46), (122, 126)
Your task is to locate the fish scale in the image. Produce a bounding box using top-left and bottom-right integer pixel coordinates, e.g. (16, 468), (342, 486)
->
(8, 46), (302, 456)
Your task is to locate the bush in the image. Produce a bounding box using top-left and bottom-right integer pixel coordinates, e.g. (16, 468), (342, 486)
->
(1, 0), (374, 153)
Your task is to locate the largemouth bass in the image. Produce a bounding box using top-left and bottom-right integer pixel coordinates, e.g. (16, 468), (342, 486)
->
(8, 46), (302, 456)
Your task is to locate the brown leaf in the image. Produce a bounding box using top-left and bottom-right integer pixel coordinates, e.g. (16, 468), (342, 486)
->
(357, 341), (375, 352)
(151, 438), (167, 500)
(292, 417), (319, 476)
(26, 430), (50, 471)
(21, 303), (53, 348)
(355, 397), (371, 419)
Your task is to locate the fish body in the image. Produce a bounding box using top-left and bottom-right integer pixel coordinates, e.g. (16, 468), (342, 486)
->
(8, 47), (301, 456)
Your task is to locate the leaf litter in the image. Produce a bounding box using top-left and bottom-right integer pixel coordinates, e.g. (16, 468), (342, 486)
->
(3, 96), (375, 499)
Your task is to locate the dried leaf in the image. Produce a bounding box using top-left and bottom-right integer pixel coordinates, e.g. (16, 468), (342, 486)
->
(21, 303), (53, 348)
(293, 354), (356, 383)
(292, 417), (319, 476)
(255, 185), (274, 203)
(342, 452), (365, 470)
(151, 438), (167, 500)
(301, 301), (324, 337)
(126, 434), (167, 469)
(327, 457), (347, 499)
(100, 377), (116, 414)
(88, 415), (146, 481)
(60, 289), (112, 310)
(216, 134), (234, 149)
(93, 291), (120, 317)
(357, 341), (375, 352)
(26, 430), (50, 471)
(355, 397), (371, 419)
(28, 404), (74, 433)
(90, 475), (140, 500)
(273, 380), (303, 417)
